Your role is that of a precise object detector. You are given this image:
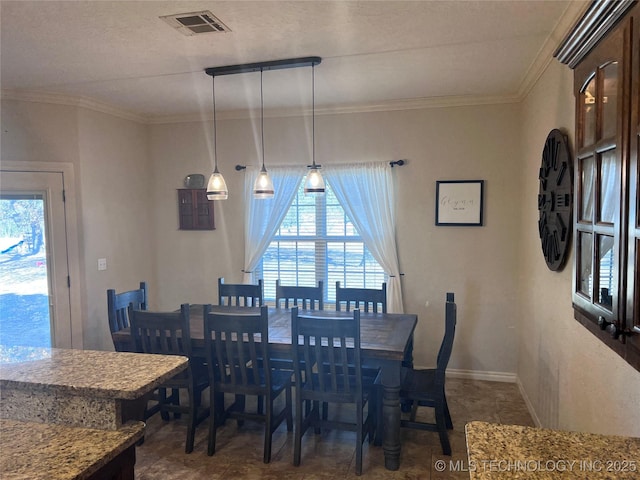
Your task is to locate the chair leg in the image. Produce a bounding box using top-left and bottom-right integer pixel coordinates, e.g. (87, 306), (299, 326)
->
(285, 386), (293, 432)
(443, 394), (453, 429)
(374, 386), (383, 446)
(185, 385), (197, 454)
(293, 396), (303, 466)
(435, 402), (451, 456)
(355, 401), (363, 476)
(207, 387), (217, 456)
(263, 395), (273, 464)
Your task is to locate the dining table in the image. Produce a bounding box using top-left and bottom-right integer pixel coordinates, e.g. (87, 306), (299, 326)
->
(112, 304), (417, 471)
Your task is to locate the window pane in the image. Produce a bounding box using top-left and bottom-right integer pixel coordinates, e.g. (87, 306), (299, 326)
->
(578, 231), (593, 298)
(581, 75), (597, 147)
(259, 180), (385, 302)
(580, 155), (594, 222)
(602, 62), (618, 139)
(597, 235), (615, 310)
(599, 150), (617, 224)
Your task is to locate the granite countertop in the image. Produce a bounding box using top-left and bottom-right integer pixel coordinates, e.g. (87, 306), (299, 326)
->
(465, 421), (640, 479)
(0, 418), (144, 479)
(0, 346), (187, 400)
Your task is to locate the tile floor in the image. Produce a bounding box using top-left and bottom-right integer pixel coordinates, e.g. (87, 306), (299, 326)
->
(134, 378), (535, 479)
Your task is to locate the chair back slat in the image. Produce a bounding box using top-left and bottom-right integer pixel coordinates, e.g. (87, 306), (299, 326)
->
(128, 304), (191, 357)
(292, 307), (362, 398)
(107, 281), (148, 336)
(275, 280), (324, 310)
(218, 277), (263, 307)
(204, 305), (270, 393)
(335, 281), (386, 313)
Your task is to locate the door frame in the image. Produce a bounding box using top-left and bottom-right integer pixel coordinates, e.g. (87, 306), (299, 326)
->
(1, 161), (83, 348)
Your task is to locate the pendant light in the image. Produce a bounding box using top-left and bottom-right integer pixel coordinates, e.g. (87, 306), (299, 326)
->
(253, 68), (275, 199)
(304, 63), (325, 196)
(206, 74), (228, 200)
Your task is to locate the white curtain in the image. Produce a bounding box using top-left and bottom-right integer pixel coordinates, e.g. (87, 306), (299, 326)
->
(243, 166), (304, 283)
(324, 162), (404, 313)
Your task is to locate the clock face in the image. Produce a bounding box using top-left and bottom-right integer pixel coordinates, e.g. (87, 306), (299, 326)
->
(538, 129), (573, 271)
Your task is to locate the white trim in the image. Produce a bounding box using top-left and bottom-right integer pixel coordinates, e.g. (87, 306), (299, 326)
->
(0, 90), (146, 124)
(445, 368), (517, 383)
(0, 161), (84, 349)
(516, 377), (542, 427)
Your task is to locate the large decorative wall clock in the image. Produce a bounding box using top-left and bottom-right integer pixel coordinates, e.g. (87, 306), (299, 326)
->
(538, 129), (573, 271)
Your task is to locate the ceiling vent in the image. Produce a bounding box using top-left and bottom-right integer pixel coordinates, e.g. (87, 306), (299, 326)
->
(160, 11), (231, 36)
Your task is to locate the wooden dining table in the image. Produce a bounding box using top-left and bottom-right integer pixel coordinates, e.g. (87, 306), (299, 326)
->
(112, 304), (417, 471)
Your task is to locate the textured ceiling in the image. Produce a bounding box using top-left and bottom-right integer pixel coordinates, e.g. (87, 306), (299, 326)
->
(0, 1), (589, 120)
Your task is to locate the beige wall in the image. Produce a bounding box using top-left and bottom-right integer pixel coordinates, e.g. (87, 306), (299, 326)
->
(150, 104), (522, 375)
(1, 100), (155, 350)
(518, 60), (640, 436)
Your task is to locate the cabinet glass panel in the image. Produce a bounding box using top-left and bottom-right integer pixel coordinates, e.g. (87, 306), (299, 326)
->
(597, 234), (615, 310)
(578, 231), (593, 297)
(599, 149), (618, 224)
(602, 62), (618, 139)
(581, 75), (597, 147)
(580, 155), (594, 222)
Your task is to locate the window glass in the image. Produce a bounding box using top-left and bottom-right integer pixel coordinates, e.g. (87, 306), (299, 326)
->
(579, 231), (594, 298)
(581, 75), (597, 147)
(599, 149), (618, 224)
(258, 181), (385, 302)
(580, 155), (595, 222)
(602, 62), (618, 139)
(597, 235), (615, 309)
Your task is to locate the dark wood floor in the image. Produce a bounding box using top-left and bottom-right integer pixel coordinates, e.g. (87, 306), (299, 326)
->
(134, 378), (534, 479)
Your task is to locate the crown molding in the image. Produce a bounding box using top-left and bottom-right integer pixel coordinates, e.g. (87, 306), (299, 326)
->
(518, 0), (592, 97)
(147, 94), (522, 124)
(555, 0), (636, 68)
(0, 89), (147, 123)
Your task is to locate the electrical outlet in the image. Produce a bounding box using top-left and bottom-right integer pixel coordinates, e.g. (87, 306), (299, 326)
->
(98, 258), (107, 271)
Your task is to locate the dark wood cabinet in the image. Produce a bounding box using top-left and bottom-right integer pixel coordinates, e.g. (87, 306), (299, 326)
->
(178, 189), (215, 230)
(556, 0), (640, 371)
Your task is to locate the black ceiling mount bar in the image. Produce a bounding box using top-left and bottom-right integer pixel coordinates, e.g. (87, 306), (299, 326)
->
(236, 160), (407, 171)
(205, 57), (322, 77)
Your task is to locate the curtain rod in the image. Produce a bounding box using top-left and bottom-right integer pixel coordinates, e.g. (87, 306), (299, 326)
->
(235, 159), (406, 171)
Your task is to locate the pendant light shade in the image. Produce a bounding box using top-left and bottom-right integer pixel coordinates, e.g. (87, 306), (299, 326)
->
(253, 68), (274, 199)
(206, 75), (228, 200)
(304, 63), (324, 196)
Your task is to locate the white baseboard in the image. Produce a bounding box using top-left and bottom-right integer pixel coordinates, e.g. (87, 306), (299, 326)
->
(516, 377), (542, 427)
(445, 368), (517, 383)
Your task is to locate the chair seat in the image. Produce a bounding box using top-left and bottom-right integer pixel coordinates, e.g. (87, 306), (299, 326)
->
(214, 368), (292, 394)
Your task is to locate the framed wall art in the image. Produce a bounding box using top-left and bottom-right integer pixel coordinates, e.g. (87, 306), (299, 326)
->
(435, 180), (484, 226)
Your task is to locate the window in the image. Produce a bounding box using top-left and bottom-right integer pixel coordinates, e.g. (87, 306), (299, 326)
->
(256, 180), (385, 303)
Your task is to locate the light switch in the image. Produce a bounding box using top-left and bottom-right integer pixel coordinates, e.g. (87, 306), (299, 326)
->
(98, 258), (107, 271)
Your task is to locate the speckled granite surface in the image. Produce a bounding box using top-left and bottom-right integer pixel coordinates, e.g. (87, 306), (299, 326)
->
(465, 421), (640, 479)
(0, 346), (187, 429)
(0, 418), (144, 479)
(0, 346), (187, 399)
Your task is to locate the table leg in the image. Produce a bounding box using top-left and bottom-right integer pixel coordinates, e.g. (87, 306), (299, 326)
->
(381, 361), (402, 471)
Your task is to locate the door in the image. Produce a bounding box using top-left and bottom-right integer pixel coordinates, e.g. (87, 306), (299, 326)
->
(0, 170), (73, 348)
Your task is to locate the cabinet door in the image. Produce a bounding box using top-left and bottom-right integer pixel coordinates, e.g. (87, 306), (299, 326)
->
(572, 19), (628, 333)
(178, 189), (215, 230)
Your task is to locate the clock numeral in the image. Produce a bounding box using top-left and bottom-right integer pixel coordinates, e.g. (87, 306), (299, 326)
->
(555, 192), (570, 208)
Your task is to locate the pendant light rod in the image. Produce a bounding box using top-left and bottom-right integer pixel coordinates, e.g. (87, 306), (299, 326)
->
(309, 63), (319, 169)
(260, 68), (265, 170)
(212, 75), (219, 172)
(205, 56), (321, 77)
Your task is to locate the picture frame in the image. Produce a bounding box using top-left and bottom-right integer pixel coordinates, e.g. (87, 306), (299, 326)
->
(435, 180), (484, 226)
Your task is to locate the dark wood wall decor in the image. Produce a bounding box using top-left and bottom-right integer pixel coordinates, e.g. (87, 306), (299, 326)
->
(538, 129), (573, 271)
(178, 189), (215, 230)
